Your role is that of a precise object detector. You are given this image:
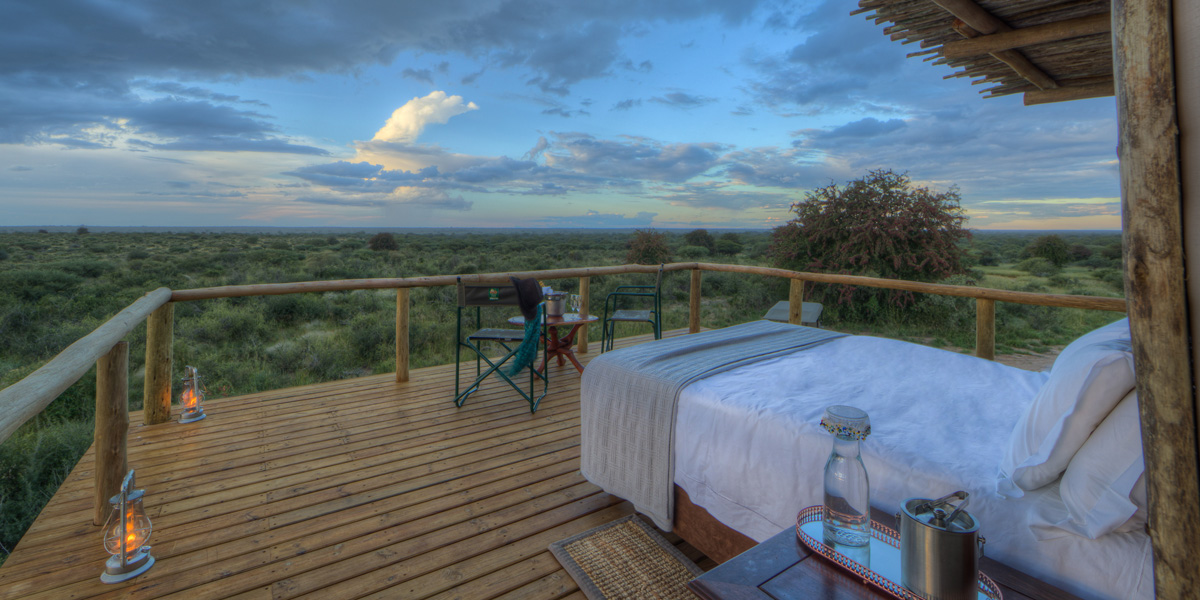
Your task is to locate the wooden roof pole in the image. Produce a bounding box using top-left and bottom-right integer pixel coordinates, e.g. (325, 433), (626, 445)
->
(1113, 0), (1200, 598)
(942, 12), (1111, 58)
(932, 0), (1059, 90)
(1024, 80), (1115, 105)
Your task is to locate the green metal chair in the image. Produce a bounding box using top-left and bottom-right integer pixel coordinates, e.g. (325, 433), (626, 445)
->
(600, 265), (664, 352)
(454, 278), (548, 413)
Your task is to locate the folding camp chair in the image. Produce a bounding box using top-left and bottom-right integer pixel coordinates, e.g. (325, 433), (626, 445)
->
(600, 265), (663, 352)
(454, 278), (548, 413)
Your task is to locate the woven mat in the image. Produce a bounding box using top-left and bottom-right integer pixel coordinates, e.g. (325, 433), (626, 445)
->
(548, 514), (704, 600)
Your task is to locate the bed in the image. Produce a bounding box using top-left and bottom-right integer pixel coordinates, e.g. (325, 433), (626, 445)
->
(580, 319), (1153, 600)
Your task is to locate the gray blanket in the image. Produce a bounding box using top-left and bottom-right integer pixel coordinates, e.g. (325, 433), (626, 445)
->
(579, 320), (847, 530)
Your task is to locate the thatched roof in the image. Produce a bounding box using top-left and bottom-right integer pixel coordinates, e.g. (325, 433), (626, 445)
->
(855, 0), (1113, 105)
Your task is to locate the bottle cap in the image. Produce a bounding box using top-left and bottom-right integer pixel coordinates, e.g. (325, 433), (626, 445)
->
(820, 405), (871, 440)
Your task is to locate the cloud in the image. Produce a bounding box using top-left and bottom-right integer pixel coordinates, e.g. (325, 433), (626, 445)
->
(134, 81), (269, 106)
(390, 187), (472, 210)
(372, 91), (479, 144)
(9, 165), (33, 171)
(658, 182), (793, 210)
(0, 0), (767, 152)
(814, 117), (906, 139)
(617, 59), (654, 73)
(538, 210), (657, 228)
(545, 134), (727, 183)
(742, 0), (908, 113)
(649, 92), (716, 109)
(788, 101), (1119, 201)
(401, 68), (435, 85)
(612, 99), (642, 111)
(721, 146), (840, 189)
(542, 107), (590, 118)
(524, 136), (550, 160)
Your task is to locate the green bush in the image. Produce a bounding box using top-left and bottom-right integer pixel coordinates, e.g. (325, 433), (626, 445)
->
(1025, 235), (1071, 266)
(0, 270), (84, 301)
(683, 229), (715, 253)
(49, 259), (115, 278)
(368, 232), (399, 251)
(626, 229), (671, 265)
(127, 249), (151, 260)
(0, 421), (93, 560)
(1015, 257), (1060, 277)
(263, 294), (326, 325)
(678, 245), (710, 259)
(715, 235), (743, 256)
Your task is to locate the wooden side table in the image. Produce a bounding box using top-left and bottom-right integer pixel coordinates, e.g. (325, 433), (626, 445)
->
(688, 509), (1081, 600)
(509, 313), (597, 373)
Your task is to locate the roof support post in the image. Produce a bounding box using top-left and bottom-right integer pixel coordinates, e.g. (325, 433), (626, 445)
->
(1114, 1), (1200, 597)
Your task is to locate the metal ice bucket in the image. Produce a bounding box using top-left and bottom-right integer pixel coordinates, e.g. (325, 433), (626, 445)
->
(899, 492), (985, 600)
(544, 292), (566, 317)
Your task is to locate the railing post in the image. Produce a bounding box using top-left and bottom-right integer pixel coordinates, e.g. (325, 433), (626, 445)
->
(976, 298), (996, 360)
(789, 279), (806, 325)
(95, 341), (128, 525)
(396, 288), (410, 382)
(689, 269), (702, 334)
(143, 302), (173, 425)
(578, 277), (590, 353)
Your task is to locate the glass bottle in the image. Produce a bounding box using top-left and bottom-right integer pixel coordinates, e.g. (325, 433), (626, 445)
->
(821, 405), (871, 548)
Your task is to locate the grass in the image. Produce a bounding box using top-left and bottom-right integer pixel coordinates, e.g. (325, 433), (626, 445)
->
(0, 229), (1124, 565)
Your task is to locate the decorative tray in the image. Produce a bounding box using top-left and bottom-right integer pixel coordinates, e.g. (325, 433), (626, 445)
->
(795, 506), (1001, 600)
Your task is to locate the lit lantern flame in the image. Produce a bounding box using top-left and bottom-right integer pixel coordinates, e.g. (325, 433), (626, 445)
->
(181, 387), (197, 410)
(179, 365), (206, 423)
(100, 470), (154, 583)
(104, 502), (152, 558)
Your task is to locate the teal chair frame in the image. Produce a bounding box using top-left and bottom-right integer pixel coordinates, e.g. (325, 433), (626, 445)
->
(454, 279), (548, 413)
(600, 265), (664, 352)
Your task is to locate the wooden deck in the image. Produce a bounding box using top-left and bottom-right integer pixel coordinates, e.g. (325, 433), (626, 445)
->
(0, 329), (712, 599)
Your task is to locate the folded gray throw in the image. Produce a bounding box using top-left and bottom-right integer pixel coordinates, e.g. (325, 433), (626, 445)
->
(580, 320), (847, 530)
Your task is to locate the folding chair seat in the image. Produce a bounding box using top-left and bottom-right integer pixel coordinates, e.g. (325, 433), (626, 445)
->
(454, 277), (548, 413)
(600, 265), (664, 352)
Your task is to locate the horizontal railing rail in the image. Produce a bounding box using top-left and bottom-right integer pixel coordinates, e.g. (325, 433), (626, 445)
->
(0, 262), (1127, 521)
(0, 288), (171, 444)
(168, 262), (1128, 311)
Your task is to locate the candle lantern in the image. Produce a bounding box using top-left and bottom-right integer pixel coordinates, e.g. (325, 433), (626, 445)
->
(179, 365), (206, 423)
(100, 469), (154, 583)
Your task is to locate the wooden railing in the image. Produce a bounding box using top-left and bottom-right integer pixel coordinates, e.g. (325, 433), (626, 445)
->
(0, 262), (1127, 522)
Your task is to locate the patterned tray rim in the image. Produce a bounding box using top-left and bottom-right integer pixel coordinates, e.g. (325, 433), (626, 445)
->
(795, 505), (1001, 600)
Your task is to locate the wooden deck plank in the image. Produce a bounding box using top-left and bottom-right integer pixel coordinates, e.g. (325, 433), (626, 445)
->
(488, 569), (578, 600)
(1, 450), (584, 595)
(421, 553), (568, 600)
(0, 329), (705, 600)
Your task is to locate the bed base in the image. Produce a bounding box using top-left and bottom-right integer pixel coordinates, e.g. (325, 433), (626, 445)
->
(674, 485), (757, 564)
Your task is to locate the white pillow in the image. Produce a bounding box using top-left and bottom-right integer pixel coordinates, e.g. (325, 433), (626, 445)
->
(1055, 390), (1145, 538)
(998, 318), (1135, 496)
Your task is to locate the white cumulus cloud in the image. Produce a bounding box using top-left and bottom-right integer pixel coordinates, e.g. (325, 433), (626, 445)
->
(372, 91), (479, 143)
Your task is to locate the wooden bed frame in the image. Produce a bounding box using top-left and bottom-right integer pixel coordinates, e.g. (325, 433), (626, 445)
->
(674, 485), (757, 563)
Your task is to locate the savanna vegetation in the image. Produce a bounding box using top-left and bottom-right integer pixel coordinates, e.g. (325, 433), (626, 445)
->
(0, 216), (1125, 563)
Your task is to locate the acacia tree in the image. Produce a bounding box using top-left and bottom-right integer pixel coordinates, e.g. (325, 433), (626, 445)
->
(1025, 234), (1071, 266)
(626, 229), (671, 265)
(683, 229), (715, 252)
(769, 169), (969, 307)
(367, 232), (399, 251)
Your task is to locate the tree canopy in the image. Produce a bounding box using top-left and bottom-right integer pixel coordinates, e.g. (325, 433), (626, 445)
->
(626, 229), (671, 265)
(769, 169), (969, 306)
(1025, 234), (1071, 266)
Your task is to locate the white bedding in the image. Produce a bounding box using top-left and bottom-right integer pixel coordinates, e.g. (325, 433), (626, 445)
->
(674, 335), (1154, 600)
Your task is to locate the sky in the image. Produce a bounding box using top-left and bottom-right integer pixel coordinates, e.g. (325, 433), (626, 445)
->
(0, 0), (1121, 230)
